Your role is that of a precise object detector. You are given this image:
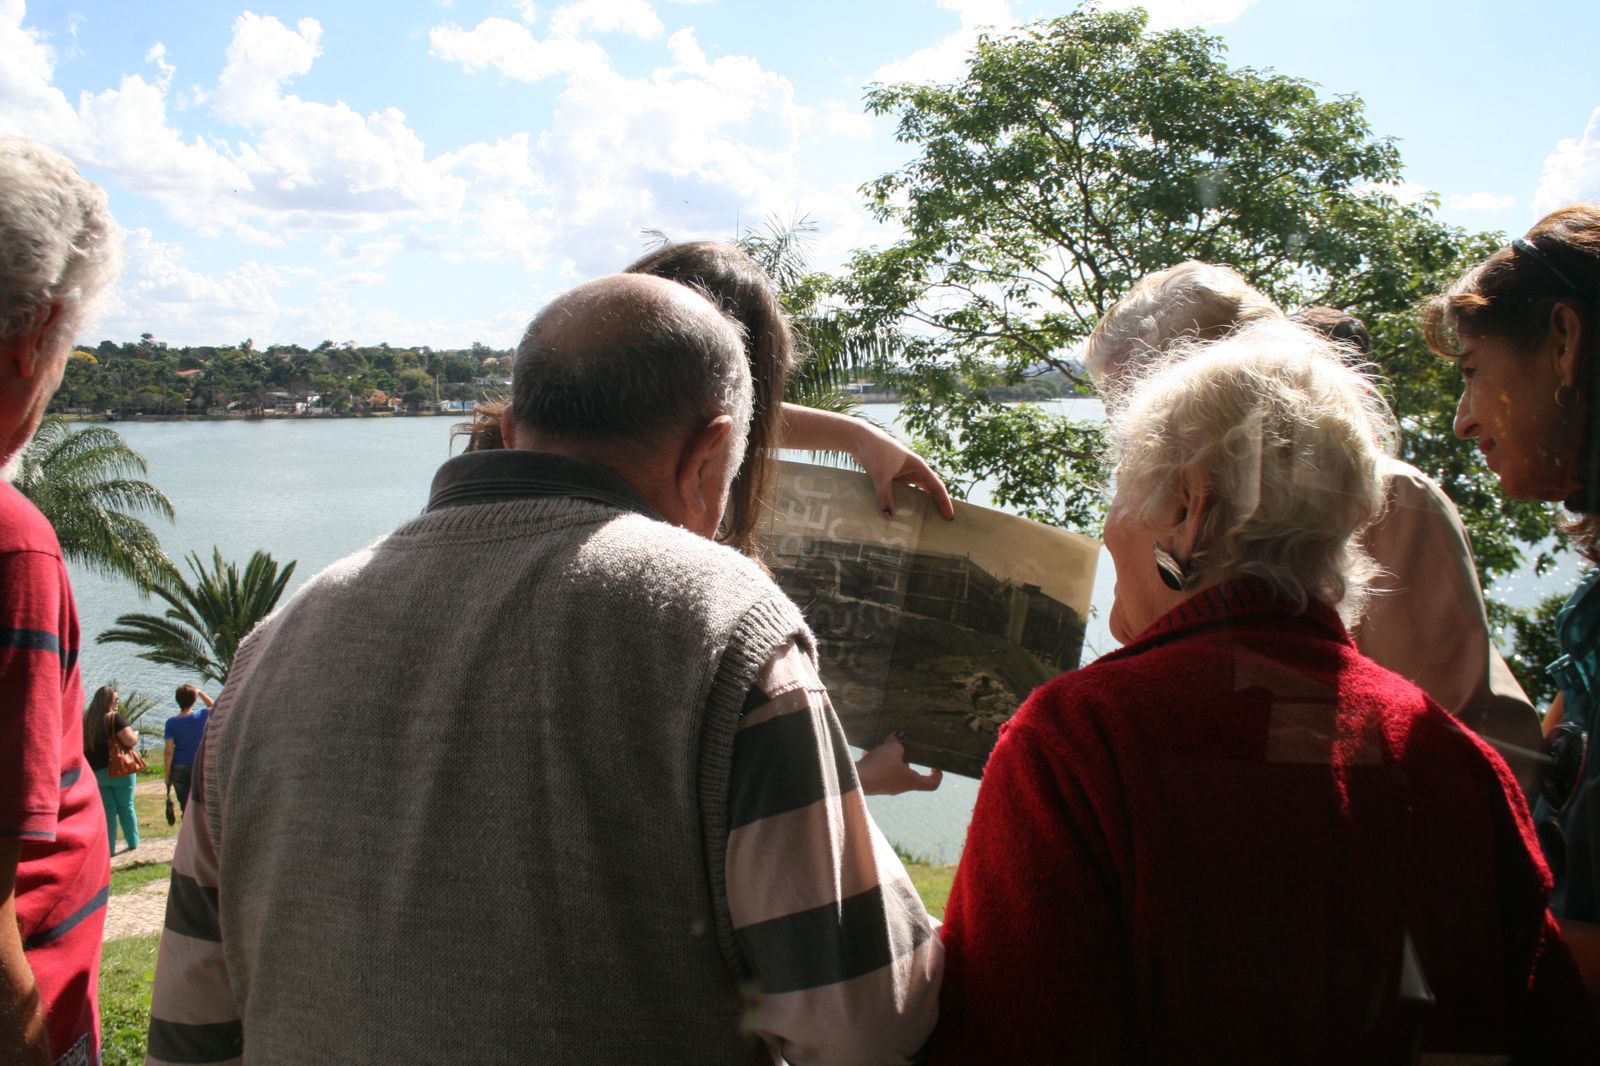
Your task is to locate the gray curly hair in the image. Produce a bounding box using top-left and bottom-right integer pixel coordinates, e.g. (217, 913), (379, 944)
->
(1084, 261), (1282, 395)
(1110, 319), (1397, 619)
(0, 136), (120, 349)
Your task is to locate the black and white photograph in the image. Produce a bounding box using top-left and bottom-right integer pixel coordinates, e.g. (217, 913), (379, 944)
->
(763, 460), (1100, 777)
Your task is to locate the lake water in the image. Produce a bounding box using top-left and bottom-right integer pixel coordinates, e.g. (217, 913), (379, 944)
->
(59, 401), (1581, 863)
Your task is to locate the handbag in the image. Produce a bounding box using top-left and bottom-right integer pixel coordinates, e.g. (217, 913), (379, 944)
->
(105, 711), (147, 778)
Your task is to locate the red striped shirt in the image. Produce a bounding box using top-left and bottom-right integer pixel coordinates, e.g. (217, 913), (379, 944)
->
(1, 482), (109, 1062)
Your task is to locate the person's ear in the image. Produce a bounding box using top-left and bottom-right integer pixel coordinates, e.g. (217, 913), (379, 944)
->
(1, 303), (63, 379)
(674, 415), (736, 532)
(1552, 302), (1586, 389)
(498, 404), (519, 449)
(1170, 467), (1212, 561)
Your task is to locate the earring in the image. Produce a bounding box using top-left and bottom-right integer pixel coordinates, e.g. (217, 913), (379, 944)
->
(1154, 543), (1189, 592)
(1556, 384), (1581, 410)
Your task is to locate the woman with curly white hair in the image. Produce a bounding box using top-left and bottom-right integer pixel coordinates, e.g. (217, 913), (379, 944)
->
(929, 321), (1595, 1063)
(1083, 262), (1542, 790)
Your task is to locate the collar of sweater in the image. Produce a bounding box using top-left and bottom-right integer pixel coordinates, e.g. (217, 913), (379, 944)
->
(1114, 577), (1350, 662)
(425, 449), (662, 520)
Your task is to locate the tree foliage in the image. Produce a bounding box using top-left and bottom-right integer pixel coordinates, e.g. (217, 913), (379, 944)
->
(98, 548), (296, 684)
(50, 337), (510, 417)
(842, 7), (1557, 598)
(13, 416), (176, 590)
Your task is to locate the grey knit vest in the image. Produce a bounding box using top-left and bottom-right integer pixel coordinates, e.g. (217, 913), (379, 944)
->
(203, 492), (810, 1064)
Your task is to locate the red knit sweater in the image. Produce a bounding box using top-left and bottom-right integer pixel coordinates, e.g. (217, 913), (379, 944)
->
(931, 580), (1597, 1064)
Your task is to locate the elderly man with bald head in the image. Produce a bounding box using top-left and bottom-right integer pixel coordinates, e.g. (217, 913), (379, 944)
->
(146, 274), (941, 1066)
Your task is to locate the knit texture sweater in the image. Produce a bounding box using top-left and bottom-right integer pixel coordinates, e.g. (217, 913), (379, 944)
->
(932, 579), (1596, 1064)
(198, 452), (811, 1064)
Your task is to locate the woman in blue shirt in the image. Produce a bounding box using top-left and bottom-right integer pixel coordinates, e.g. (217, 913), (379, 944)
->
(164, 683), (214, 815)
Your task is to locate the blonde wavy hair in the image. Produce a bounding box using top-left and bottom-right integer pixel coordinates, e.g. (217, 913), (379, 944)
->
(1110, 320), (1397, 620)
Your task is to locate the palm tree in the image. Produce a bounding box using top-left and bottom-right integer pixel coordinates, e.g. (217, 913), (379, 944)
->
(739, 214), (903, 413)
(644, 214), (901, 413)
(14, 416), (176, 589)
(98, 548), (297, 684)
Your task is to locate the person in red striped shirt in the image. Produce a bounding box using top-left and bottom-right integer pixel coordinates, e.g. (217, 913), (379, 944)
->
(0, 135), (121, 1066)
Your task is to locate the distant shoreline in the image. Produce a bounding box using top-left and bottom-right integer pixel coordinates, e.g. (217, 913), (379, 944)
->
(53, 410), (470, 424)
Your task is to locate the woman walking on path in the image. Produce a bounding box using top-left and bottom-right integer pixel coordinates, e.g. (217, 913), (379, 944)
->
(164, 684), (213, 816)
(83, 685), (140, 856)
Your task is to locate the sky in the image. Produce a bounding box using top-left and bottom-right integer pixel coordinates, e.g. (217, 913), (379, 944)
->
(2, 0), (1597, 349)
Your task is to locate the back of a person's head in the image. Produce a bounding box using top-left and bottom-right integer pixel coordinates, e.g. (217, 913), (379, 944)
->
(176, 685), (197, 710)
(82, 685), (118, 753)
(1085, 261), (1282, 396)
(0, 136), (120, 347)
(509, 273), (752, 459)
(1110, 319), (1395, 618)
(623, 241), (795, 557)
(1289, 305), (1371, 356)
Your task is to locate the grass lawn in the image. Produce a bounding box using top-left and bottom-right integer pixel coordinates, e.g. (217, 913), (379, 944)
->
(99, 934), (159, 1066)
(905, 861), (958, 919)
(131, 759), (179, 844)
(111, 860), (171, 897)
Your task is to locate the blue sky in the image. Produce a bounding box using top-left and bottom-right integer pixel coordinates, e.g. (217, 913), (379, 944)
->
(3, 0), (1597, 348)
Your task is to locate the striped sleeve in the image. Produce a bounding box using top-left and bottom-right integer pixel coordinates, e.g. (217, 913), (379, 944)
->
(0, 547), (75, 842)
(727, 640), (943, 1066)
(146, 737), (244, 1066)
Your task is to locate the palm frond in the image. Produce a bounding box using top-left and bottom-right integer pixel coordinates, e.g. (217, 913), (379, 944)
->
(16, 416), (175, 592)
(97, 547), (295, 684)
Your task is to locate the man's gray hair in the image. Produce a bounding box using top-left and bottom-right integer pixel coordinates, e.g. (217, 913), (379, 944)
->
(0, 136), (120, 348)
(1084, 261), (1282, 396)
(510, 276), (752, 456)
(1110, 319), (1397, 621)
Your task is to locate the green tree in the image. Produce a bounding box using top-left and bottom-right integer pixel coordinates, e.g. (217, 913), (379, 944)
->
(842, 8), (1555, 586)
(13, 416), (176, 589)
(98, 548), (296, 684)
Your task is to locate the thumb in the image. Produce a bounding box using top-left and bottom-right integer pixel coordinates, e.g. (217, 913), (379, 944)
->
(875, 479), (896, 519)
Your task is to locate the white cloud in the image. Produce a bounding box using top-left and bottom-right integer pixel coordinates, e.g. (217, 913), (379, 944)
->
(0, 0), (92, 150)
(76, 68), (252, 227)
(549, 0), (663, 39)
(99, 229), (285, 341)
(1534, 106), (1600, 214)
(214, 13), (322, 123)
(3, 7), (479, 241)
(1097, 0), (1257, 31)
(873, 0), (1015, 85)
(429, 17), (609, 82)
(211, 14), (467, 229)
(512, 0), (537, 22)
(529, 27), (813, 272)
(1444, 191), (1516, 212)
(823, 100), (873, 140)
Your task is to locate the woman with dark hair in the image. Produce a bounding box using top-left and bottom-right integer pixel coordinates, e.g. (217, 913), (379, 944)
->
(1425, 202), (1600, 993)
(458, 241), (954, 557)
(82, 685), (140, 856)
